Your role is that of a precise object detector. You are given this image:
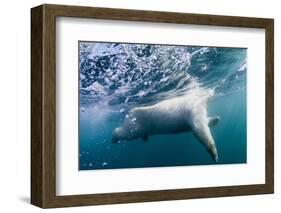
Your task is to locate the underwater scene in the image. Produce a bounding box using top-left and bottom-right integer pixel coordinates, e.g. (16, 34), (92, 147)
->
(79, 41), (247, 170)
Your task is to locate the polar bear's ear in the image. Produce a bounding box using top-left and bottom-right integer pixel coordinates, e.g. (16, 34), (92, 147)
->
(208, 116), (220, 127)
(112, 127), (122, 143)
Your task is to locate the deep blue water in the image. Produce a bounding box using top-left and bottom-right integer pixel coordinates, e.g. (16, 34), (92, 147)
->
(79, 42), (247, 170)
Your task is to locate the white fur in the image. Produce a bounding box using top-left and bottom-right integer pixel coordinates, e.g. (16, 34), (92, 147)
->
(112, 88), (219, 162)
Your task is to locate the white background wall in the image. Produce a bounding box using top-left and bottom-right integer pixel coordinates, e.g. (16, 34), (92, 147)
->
(0, 0), (279, 212)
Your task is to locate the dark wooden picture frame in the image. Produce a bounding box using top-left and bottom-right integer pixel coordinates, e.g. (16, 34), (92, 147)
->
(31, 4), (274, 208)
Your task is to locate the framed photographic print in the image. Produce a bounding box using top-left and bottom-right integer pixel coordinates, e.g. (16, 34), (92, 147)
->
(31, 4), (274, 208)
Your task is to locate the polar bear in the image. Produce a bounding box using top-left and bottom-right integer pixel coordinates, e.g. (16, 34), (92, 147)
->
(112, 88), (220, 162)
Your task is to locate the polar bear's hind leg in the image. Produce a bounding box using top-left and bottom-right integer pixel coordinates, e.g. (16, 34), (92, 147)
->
(208, 116), (220, 127)
(191, 120), (219, 162)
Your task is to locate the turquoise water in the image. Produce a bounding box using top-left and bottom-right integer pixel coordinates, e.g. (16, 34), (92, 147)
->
(79, 42), (247, 170)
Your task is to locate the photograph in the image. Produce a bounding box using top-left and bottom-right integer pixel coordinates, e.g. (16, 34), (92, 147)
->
(30, 3), (274, 208)
(79, 41), (247, 170)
